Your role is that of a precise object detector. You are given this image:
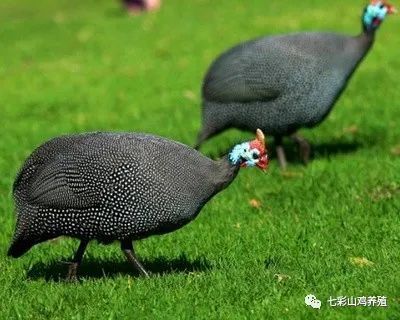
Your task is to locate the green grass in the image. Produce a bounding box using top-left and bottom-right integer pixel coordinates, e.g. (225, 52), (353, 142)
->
(1, 0), (400, 319)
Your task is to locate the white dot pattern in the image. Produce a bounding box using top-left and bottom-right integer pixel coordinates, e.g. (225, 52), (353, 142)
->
(10, 132), (240, 249)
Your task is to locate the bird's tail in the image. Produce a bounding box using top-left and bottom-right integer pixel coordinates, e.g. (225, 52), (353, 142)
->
(7, 201), (40, 258)
(7, 237), (35, 258)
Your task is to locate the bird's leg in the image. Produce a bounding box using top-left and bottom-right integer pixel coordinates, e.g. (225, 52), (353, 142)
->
(66, 240), (89, 281)
(121, 240), (150, 277)
(274, 136), (287, 170)
(291, 134), (311, 165)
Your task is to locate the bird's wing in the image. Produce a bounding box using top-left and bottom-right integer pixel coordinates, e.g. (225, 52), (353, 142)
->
(202, 39), (287, 103)
(203, 33), (352, 104)
(28, 156), (102, 209)
(203, 44), (281, 103)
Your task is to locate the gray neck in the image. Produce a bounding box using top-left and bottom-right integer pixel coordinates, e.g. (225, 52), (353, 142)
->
(359, 30), (375, 50)
(348, 31), (375, 69)
(212, 156), (240, 192)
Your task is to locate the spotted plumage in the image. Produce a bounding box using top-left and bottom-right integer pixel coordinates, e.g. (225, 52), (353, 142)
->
(195, 1), (395, 168)
(8, 130), (268, 279)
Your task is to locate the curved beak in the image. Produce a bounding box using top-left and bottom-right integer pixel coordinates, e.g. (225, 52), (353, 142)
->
(257, 154), (269, 171)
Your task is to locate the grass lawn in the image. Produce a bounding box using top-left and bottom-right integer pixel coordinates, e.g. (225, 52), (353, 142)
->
(1, 0), (400, 319)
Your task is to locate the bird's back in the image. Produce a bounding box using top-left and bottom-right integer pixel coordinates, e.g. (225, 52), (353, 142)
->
(202, 32), (372, 135)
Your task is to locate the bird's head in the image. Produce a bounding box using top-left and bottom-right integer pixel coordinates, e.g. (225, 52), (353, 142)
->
(228, 129), (269, 171)
(362, 0), (396, 32)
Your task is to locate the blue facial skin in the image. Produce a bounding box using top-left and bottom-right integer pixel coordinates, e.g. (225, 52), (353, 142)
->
(229, 142), (261, 167)
(363, 2), (389, 29)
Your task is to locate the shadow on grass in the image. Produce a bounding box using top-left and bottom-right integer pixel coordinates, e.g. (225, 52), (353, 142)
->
(289, 140), (362, 164)
(311, 141), (362, 158)
(27, 254), (211, 282)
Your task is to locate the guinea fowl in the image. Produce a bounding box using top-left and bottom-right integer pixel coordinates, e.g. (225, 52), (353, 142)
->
(196, 1), (396, 168)
(8, 130), (268, 280)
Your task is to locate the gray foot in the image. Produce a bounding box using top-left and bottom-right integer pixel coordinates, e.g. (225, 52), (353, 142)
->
(121, 241), (150, 277)
(274, 136), (287, 169)
(291, 134), (311, 164)
(66, 262), (79, 282)
(65, 240), (89, 281)
(276, 145), (287, 170)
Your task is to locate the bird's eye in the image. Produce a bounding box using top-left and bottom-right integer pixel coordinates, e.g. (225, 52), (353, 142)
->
(252, 152), (259, 160)
(380, 4), (385, 9)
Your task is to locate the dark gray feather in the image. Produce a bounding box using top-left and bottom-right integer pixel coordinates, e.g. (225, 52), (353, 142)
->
(10, 132), (238, 248)
(199, 32), (373, 141)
